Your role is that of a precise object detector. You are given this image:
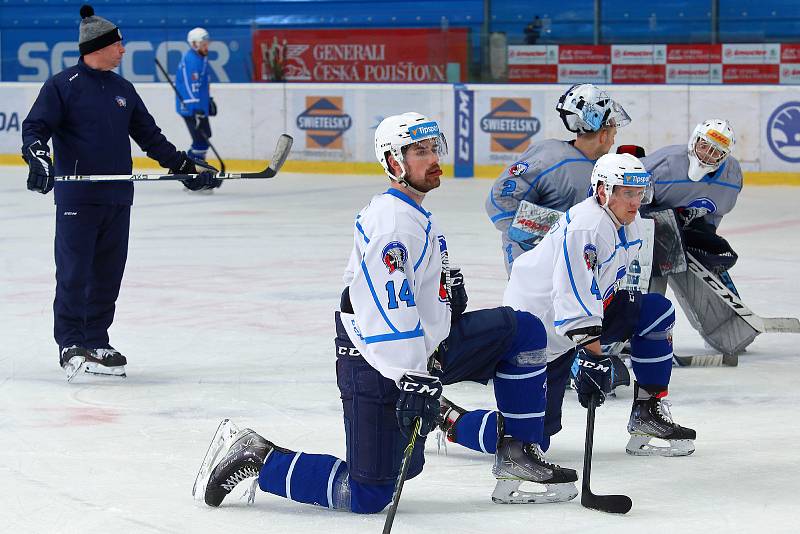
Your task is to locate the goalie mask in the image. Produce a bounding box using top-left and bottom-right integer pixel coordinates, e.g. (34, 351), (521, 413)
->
(687, 119), (734, 181)
(374, 112), (448, 191)
(591, 153), (653, 207)
(556, 84), (631, 134)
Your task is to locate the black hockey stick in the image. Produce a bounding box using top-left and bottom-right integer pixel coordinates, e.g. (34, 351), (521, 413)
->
(383, 418), (421, 534)
(154, 57), (226, 173)
(55, 134), (292, 182)
(581, 394), (632, 514)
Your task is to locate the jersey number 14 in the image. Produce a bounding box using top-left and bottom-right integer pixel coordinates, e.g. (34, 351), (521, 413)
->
(386, 280), (416, 309)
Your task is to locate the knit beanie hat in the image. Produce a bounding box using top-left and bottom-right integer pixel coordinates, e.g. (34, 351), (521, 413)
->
(78, 4), (122, 55)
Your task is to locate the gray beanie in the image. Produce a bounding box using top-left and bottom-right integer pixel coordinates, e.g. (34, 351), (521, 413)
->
(78, 4), (122, 55)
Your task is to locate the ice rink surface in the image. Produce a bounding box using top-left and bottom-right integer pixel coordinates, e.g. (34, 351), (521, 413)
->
(2, 167), (799, 533)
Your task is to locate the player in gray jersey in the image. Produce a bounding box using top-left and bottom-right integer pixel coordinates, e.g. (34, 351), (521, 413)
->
(486, 84), (631, 274)
(640, 119), (747, 356)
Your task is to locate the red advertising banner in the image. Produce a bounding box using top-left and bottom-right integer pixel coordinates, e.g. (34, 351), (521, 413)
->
(723, 64), (780, 83)
(612, 64), (666, 84)
(559, 45), (610, 64)
(508, 64), (558, 83)
(666, 44), (722, 64)
(781, 43), (800, 63)
(253, 28), (468, 82)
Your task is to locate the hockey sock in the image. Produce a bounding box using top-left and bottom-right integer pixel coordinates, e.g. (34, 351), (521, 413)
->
(494, 361), (546, 445)
(451, 409), (498, 454)
(259, 450), (349, 510)
(630, 294), (675, 388)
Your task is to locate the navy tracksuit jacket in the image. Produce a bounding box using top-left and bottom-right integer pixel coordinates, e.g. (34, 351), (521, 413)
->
(22, 57), (184, 352)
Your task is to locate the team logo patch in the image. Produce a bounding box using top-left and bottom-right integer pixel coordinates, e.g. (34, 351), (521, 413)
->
(296, 96), (352, 149)
(114, 96), (127, 108)
(583, 244), (598, 270)
(682, 197), (718, 222)
(382, 241), (408, 274)
(509, 161), (529, 176)
(480, 98), (541, 153)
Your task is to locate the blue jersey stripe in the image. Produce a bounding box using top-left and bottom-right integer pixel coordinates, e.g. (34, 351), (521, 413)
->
(360, 260), (400, 334)
(563, 210), (593, 317)
(414, 221), (433, 271)
(355, 218), (370, 244)
(363, 323), (424, 344)
(384, 188), (431, 217)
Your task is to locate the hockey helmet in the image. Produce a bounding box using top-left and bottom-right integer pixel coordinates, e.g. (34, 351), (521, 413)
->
(187, 27), (210, 47)
(687, 119), (734, 181)
(591, 152), (653, 205)
(374, 112), (447, 182)
(556, 84), (631, 134)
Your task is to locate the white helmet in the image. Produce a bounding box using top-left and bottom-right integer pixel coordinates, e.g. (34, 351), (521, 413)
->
(187, 27), (210, 47)
(374, 112), (447, 183)
(591, 152), (653, 207)
(687, 119), (734, 181)
(556, 83), (631, 134)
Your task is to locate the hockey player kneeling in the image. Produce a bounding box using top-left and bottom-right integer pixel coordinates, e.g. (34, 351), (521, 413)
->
(194, 112), (579, 515)
(440, 154), (695, 458)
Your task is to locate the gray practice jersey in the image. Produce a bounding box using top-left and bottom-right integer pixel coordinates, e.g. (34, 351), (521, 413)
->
(640, 144), (743, 228)
(485, 139), (595, 272)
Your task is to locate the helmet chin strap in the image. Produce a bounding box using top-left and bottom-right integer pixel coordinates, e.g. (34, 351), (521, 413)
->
(392, 161), (426, 197)
(596, 188), (623, 228)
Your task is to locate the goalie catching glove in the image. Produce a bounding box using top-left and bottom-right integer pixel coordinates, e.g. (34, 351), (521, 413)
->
(170, 152), (222, 191)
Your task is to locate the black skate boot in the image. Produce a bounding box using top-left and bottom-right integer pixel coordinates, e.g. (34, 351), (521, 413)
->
(626, 384), (696, 457)
(435, 396), (467, 453)
(84, 347), (127, 378)
(193, 419), (291, 507)
(491, 415), (578, 504)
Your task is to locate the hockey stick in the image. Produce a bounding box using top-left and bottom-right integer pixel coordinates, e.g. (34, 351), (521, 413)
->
(383, 418), (421, 534)
(55, 134), (293, 183)
(686, 252), (800, 334)
(154, 58), (226, 173)
(581, 394), (632, 514)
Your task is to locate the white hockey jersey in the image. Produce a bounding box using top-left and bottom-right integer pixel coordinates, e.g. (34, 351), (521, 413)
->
(340, 188), (452, 384)
(503, 196), (646, 360)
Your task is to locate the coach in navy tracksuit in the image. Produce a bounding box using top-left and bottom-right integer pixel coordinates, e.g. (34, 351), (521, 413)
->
(21, 5), (220, 377)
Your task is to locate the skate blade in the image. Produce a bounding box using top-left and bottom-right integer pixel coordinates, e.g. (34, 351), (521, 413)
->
(192, 419), (240, 502)
(83, 362), (127, 378)
(625, 434), (695, 457)
(64, 356), (86, 382)
(491, 478), (578, 504)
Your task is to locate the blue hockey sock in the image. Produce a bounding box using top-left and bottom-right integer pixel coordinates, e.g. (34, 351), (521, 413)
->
(259, 449), (347, 509)
(630, 336), (673, 389)
(494, 360), (546, 445)
(452, 409), (497, 454)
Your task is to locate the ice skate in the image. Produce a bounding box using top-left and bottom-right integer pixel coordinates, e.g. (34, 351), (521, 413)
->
(60, 345), (92, 381)
(491, 416), (577, 504)
(84, 347), (127, 378)
(436, 396), (466, 452)
(194, 419), (288, 507)
(626, 394), (696, 457)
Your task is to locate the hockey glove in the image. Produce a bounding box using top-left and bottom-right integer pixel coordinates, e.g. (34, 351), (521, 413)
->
(24, 140), (55, 194)
(450, 268), (468, 323)
(575, 348), (613, 409)
(396, 372), (442, 438)
(208, 97), (217, 117)
(682, 219), (738, 272)
(171, 152), (222, 191)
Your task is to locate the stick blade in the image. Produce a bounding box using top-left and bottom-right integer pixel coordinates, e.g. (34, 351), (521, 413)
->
(268, 134), (293, 173)
(581, 491), (633, 514)
(761, 317), (800, 334)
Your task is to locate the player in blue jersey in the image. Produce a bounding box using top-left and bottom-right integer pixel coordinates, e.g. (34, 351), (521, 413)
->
(175, 27), (221, 191)
(486, 84), (631, 274)
(193, 112), (581, 513)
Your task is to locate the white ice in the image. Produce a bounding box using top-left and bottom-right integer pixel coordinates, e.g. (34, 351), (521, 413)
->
(1, 167), (799, 533)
